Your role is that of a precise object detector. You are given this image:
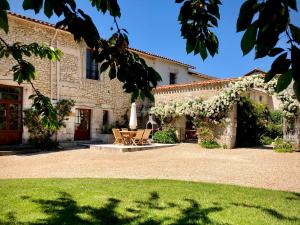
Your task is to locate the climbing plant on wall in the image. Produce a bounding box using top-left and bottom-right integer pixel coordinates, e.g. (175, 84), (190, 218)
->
(151, 75), (299, 124)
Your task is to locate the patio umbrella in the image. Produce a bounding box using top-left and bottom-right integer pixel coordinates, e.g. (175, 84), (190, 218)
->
(129, 102), (137, 130)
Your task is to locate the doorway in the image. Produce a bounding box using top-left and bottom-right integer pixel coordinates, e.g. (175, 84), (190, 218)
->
(0, 85), (23, 145)
(74, 109), (91, 141)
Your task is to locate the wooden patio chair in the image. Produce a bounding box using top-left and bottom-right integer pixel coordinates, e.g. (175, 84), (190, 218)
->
(131, 129), (144, 145)
(112, 128), (126, 145)
(141, 129), (152, 145)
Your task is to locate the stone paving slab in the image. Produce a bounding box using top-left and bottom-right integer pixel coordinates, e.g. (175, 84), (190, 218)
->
(90, 143), (176, 152)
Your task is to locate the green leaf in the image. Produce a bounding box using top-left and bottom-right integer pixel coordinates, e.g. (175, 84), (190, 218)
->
(268, 48), (284, 57)
(107, 0), (121, 17)
(293, 80), (300, 101)
(108, 64), (116, 79)
(0, 10), (8, 33)
(194, 39), (201, 55)
(131, 89), (139, 102)
(286, 0), (297, 11)
(206, 32), (219, 56)
(199, 41), (208, 61)
(289, 24), (300, 44)
(66, 0), (76, 11)
(207, 2), (220, 19)
(291, 45), (300, 81)
(241, 20), (258, 55)
(237, 0), (258, 32)
(100, 61), (110, 74)
(265, 53), (290, 82)
(186, 39), (195, 54)
(23, 0), (43, 14)
(208, 15), (218, 26)
(44, 0), (53, 18)
(90, 0), (121, 17)
(276, 69), (292, 92)
(0, 0), (9, 10)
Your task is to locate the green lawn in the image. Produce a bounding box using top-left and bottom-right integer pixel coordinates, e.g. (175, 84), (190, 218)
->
(0, 179), (299, 225)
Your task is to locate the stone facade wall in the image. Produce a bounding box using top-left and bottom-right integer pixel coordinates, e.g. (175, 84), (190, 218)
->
(1, 14), (202, 144)
(155, 87), (224, 104)
(209, 105), (237, 149)
(0, 15), (132, 143)
(249, 89), (280, 110)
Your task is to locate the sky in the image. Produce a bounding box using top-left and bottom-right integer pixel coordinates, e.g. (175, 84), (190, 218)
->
(8, 0), (300, 79)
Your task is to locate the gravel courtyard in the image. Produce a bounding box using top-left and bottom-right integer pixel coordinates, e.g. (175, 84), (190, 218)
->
(0, 143), (299, 192)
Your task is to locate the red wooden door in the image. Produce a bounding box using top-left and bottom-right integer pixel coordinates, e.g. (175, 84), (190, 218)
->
(74, 109), (91, 141)
(0, 85), (23, 145)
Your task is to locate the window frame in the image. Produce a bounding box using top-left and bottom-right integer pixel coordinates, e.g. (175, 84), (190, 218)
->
(102, 110), (109, 126)
(86, 48), (99, 80)
(169, 72), (177, 85)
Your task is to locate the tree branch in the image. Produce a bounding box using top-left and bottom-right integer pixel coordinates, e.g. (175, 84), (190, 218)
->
(113, 17), (121, 33)
(0, 36), (9, 48)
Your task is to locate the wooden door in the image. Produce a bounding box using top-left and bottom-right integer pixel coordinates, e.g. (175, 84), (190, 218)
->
(0, 85), (23, 145)
(74, 109), (91, 141)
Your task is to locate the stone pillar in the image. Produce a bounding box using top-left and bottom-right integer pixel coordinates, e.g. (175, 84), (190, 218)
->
(226, 104), (237, 149)
(283, 116), (300, 150)
(209, 104), (237, 149)
(170, 116), (186, 142)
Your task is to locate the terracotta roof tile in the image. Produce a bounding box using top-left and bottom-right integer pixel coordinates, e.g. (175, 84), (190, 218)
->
(155, 78), (238, 92)
(8, 11), (67, 31)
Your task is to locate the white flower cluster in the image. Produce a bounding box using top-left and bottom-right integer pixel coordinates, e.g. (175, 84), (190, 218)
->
(151, 75), (299, 123)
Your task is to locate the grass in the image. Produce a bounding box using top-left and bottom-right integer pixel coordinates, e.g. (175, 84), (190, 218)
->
(200, 140), (221, 149)
(0, 179), (299, 225)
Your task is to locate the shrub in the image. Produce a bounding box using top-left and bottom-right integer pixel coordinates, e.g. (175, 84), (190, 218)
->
(270, 110), (283, 125)
(197, 126), (214, 142)
(201, 140), (221, 149)
(265, 123), (283, 139)
(153, 128), (178, 144)
(101, 123), (115, 134)
(260, 135), (273, 145)
(222, 144), (228, 149)
(24, 99), (75, 150)
(197, 123), (221, 149)
(273, 138), (294, 153)
(236, 97), (266, 147)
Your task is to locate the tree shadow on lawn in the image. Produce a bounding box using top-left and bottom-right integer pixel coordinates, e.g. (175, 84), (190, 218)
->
(286, 192), (300, 201)
(230, 202), (300, 223)
(2, 191), (299, 225)
(0, 191), (229, 225)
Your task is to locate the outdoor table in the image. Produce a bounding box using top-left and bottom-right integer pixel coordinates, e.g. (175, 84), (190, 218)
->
(120, 130), (137, 145)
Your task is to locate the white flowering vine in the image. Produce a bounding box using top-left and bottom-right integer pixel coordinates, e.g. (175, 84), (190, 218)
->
(151, 75), (299, 123)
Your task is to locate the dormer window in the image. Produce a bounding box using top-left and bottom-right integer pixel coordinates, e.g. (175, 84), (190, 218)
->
(169, 73), (177, 85)
(86, 49), (99, 80)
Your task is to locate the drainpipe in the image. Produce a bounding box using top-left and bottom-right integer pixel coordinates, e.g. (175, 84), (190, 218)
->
(50, 29), (58, 102)
(50, 30), (58, 142)
(56, 38), (60, 101)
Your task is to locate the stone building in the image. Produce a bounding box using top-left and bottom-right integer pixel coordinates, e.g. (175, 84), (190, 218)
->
(153, 69), (281, 147)
(0, 12), (213, 145)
